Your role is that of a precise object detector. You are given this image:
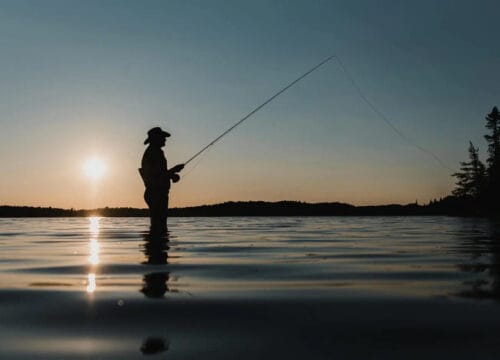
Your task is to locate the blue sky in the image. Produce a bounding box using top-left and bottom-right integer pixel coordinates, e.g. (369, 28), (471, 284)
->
(1, 0), (499, 208)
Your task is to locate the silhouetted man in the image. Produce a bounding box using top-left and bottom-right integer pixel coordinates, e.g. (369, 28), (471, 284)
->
(139, 127), (184, 233)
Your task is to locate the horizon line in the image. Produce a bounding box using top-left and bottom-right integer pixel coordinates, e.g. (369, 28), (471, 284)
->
(0, 198), (438, 211)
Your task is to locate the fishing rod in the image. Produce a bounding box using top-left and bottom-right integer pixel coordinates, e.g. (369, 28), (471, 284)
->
(183, 55), (335, 166)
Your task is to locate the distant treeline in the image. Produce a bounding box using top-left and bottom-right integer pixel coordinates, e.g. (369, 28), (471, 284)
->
(0, 206), (147, 217)
(0, 197), (472, 217)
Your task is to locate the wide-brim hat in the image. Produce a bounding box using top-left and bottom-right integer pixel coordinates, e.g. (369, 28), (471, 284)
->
(144, 127), (171, 144)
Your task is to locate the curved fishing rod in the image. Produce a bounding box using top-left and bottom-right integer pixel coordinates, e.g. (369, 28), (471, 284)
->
(183, 55), (335, 166)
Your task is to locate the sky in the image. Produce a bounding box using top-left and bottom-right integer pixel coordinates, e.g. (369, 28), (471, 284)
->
(1, 0), (499, 209)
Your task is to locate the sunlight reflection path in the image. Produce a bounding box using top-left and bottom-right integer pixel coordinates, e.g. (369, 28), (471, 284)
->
(86, 217), (100, 294)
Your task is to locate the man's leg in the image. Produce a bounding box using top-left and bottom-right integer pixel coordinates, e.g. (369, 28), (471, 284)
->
(157, 193), (169, 232)
(145, 190), (161, 233)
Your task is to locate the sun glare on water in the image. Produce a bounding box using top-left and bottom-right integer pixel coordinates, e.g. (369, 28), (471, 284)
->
(84, 158), (106, 180)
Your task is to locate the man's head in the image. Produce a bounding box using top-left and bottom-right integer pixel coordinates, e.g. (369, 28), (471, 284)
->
(144, 127), (170, 147)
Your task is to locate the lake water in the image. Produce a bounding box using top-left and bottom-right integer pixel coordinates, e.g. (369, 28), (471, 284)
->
(1, 216), (500, 359)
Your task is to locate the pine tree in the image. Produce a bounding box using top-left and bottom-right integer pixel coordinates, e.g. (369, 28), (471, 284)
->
(485, 106), (500, 173)
(483, 107), (500, 208)
(452, 142), (486, 198)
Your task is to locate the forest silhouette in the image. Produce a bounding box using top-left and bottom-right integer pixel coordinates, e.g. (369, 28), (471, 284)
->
(451, 106), (500, 214)
(0, 200), (467, 217)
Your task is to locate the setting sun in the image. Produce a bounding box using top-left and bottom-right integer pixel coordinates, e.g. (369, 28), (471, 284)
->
(84, 158), (106, 180)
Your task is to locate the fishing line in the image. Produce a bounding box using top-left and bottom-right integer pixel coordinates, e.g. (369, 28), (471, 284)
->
(180, 146), (213, 180)
(183, 55), (335, 166)
(333, 55), (454, 172)
(181, 53), (453, 173)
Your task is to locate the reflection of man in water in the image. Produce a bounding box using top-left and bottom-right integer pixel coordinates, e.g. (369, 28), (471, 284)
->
(141, 230), (172, 298)
(139, 127), (184, 233)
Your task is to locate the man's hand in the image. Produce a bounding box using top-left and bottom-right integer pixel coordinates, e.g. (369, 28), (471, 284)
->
(170, 164), (185, 173)
(171, 173), (180, 183)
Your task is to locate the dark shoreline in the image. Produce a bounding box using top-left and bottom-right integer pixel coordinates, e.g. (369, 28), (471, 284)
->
(0, 197), (481, 217)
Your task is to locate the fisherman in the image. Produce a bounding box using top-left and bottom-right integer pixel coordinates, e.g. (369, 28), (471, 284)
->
(140, 127), (184, 233)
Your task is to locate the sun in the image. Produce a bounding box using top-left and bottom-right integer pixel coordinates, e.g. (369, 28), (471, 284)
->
(84, 158), (106, 180)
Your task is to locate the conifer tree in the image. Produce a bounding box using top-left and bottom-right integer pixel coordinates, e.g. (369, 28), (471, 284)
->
(483, 106), (500, 206)
(485, 106), (500, 173)
(452, 142), (485, 198)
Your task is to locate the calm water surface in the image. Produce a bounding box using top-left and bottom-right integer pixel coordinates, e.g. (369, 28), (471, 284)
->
(1, 216), (500, 359)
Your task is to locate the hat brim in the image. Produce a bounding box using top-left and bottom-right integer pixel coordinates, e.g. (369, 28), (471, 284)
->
(144, 131), (171, 144)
